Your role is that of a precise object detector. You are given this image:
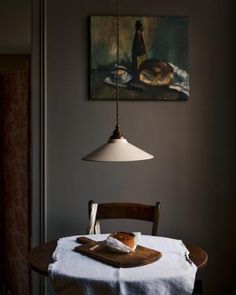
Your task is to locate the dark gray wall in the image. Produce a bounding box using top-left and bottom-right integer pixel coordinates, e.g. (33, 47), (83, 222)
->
(45, 0), (235, 294)
(0, 0), (31, 54)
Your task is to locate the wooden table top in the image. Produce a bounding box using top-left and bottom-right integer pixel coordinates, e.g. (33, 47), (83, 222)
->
(28, 240), (208, 276)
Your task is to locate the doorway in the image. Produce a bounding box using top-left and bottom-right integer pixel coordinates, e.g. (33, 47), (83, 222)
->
(0, 54), (31, 295)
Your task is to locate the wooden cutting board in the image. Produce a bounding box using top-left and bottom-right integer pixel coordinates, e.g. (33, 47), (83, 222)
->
(74, 237), (162, 268)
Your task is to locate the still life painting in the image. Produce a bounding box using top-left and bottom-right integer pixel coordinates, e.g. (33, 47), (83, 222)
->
(90, 16), (189, 100)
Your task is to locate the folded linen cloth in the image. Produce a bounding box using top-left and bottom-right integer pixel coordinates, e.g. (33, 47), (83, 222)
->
(168, 63), (189, 96)
(49, 234), (197, 295)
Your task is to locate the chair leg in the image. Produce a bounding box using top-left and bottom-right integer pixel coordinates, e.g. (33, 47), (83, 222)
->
(193, 280), (202, 294)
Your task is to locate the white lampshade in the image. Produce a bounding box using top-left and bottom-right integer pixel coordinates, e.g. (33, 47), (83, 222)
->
(82, 137), (154, 162)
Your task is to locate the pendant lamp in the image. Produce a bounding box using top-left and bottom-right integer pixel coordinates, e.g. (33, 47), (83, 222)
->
(82, 0), (154, 162)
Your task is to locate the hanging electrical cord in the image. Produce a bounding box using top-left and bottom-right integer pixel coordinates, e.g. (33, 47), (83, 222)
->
(116, 0), (120, 128)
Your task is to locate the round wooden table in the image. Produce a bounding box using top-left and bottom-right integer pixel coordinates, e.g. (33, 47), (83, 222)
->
(29, 240), (208, 276)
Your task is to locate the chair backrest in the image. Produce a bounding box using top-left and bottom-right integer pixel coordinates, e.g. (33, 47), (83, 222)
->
(88, 200), (160, 236)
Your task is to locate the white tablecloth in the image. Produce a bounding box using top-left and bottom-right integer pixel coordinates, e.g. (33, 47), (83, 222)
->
(49, 234), (197, 295)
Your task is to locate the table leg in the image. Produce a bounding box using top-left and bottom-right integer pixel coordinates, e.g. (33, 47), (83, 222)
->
(193, 279), (202, 294)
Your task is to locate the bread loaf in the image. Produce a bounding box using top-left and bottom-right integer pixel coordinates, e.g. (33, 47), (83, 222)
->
(139, 59), (173, 86)
(109, 232), (135, 249)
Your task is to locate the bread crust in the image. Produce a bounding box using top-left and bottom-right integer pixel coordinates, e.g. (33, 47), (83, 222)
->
(110, 232), (135, 249)
(139, 59), (173, 86)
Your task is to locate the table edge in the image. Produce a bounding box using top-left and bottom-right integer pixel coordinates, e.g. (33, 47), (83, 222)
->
(28, 239), (208, 277)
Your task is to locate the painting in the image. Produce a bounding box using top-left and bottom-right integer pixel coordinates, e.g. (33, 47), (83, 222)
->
(90, 16), (189, 101)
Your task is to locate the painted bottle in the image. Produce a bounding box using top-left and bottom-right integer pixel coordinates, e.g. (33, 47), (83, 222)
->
(132, 20), (146, 79)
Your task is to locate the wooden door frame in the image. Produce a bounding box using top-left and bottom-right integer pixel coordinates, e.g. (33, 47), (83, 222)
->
(32, 0), (47, 294)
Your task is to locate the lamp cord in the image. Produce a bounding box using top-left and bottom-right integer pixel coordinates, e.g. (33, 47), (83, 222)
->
(116, 0), (120, 127)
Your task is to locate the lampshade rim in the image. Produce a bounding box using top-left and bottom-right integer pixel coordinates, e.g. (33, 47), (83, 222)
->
(82, 136), (154, 162)
(82, 156), (154, 163)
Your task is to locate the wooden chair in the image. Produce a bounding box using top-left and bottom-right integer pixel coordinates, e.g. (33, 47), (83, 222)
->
(88, 201), (202, 294)
(88, 200), (161, 236)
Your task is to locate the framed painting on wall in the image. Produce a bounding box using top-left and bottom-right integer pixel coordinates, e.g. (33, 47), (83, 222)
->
(89, 16), (189, 101)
